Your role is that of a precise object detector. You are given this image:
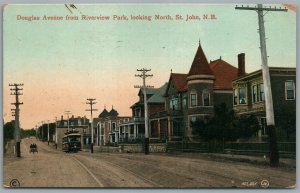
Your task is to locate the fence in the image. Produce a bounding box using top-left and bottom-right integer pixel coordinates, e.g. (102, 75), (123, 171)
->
(166, 141), (209, 153)
(224, 142), (296, 158)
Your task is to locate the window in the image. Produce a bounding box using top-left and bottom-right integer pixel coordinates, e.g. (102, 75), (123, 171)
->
(190, 93), (197, 107)
(260, 117), (267, 135)
(170, 96), (178, 110)
(135, 108), (141, 117)
(259, 83), (265, 101)
(252, 84), (258, 103)
(112, 122), (116, 131)
(233, 89), (238, 105)
(191, 116), (197, 123)
(203, 92), (210, 106)
(285, 80), (295, 100)
(182, 98), (187, 108)
(239, 87), (246, 104)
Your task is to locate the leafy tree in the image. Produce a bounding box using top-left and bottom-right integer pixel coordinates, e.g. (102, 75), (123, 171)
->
(236, 114), (260, 139)
(275, 107), (296, 141)
(4, 121), (15, 140)
(20, 128), (36, 138)
(191, 103), (260, 142)
(37, 123), (56, 141)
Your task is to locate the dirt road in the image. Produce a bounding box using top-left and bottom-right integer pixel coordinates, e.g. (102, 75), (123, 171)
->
(3, 138), (296, 188)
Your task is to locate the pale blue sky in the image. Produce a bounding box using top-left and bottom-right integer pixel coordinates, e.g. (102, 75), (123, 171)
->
(3, 4), (296, 129)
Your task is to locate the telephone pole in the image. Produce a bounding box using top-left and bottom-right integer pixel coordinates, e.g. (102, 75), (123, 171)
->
(86, 98), (97, 153)
(9, 83), (24, 157)
(235, 4), (288, 167)
(65, 110), (72, 132)
(135, 68), (153, 155)
(47, 120), (50, 145)
(54, 117), (58, 149)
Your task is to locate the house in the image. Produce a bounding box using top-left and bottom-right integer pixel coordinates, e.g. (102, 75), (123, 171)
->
(149, 43), (243, 141)
(55, 115), (90, 149)
(118, 83), (168, 143)
(232, 67), (296, 141)
(96, 107), (130, 145)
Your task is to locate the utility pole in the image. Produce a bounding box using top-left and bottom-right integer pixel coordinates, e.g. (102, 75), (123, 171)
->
(54, 117), (58, 149)
(41, 121), (44, 141)
(235, 4), (288, 167)
(135, 68), (153, 155)
(65, 111), (72, 132)
(86, 98), (97, 153)
(47, 120), (50, 145)
(9, 83), (24, 157)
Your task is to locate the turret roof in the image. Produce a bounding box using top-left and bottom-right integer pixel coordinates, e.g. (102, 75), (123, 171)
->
(188, 45), (214, 76)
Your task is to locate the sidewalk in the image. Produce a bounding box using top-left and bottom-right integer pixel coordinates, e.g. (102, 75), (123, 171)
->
(202, 153), (296, 168)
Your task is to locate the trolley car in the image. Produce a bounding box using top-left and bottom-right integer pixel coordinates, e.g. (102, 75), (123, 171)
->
(62, 131), (81, 153)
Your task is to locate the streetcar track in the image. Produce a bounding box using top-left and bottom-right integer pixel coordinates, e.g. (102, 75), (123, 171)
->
(70, 155), (104, 187)
(98, 153), (240, 187)
(74, 154), (162, 187)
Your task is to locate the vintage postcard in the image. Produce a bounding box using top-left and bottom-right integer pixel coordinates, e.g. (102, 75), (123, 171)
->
(3, 3), (296, 188)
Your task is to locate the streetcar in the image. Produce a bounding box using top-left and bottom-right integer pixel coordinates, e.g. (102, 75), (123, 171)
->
(62, 131), (81, 153)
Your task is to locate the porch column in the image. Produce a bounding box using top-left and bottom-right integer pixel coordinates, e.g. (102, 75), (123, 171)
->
(158, 119), (161, 139)
(168, 117), (172, 141)
(134, 124), (137, 139)
(118, 125), (121, 142)
(115, 132), (118, 143)
(149, 120), (152, 138)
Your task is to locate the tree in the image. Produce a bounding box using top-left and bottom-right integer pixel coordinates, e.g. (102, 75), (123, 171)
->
(191, 103), (238, 141)
(4, 121), (15, 140)
(20, 128), (36, 138)
(4, 121), (15, 152)
(236, 114), (260, 139)
(191, 103), (260, 142)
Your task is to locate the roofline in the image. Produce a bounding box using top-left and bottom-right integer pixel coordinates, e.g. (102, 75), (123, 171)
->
(209, 58), (239, 70)
(233, 67), (296, 82)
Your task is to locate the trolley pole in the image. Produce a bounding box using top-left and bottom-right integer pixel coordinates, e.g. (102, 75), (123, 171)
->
(235, 4), (288, 167)
(135, 68), (153, 155)
(86, 98), (97, 153)
(9, 83), (24, 157)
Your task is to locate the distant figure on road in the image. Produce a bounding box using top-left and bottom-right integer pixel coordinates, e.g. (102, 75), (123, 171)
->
(30, 144), (38, 153)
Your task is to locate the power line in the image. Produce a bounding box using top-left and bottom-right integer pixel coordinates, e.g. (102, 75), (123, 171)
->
(9, 83), (24, 157)
(135, 68), (153, 155)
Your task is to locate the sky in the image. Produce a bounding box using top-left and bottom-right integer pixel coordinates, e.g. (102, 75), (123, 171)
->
(3, 4), (296, 129)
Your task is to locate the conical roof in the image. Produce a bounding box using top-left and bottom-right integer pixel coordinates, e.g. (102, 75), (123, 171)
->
(98, 108), (109, 118)
(108, 107), (119, 117)
(188, 44), (214, 76)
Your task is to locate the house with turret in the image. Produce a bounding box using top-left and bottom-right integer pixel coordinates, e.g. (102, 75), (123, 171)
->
(149, 43), (245, 141)
(96, 107), (130, 145)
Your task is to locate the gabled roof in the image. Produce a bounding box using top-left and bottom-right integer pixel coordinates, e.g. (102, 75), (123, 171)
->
(209, 59), (238, 90)
(138, 87), (156, 96)
(147, 83), (168, 103)
(188, 45), (214, 76)
(169, 73), (188, 92)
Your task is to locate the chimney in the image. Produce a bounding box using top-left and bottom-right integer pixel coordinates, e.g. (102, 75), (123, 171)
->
(238, 53), (246, 77)
(61, 115), (63, 120)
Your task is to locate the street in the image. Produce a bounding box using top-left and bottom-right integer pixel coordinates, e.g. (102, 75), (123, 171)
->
(3, 138), (296, 188)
